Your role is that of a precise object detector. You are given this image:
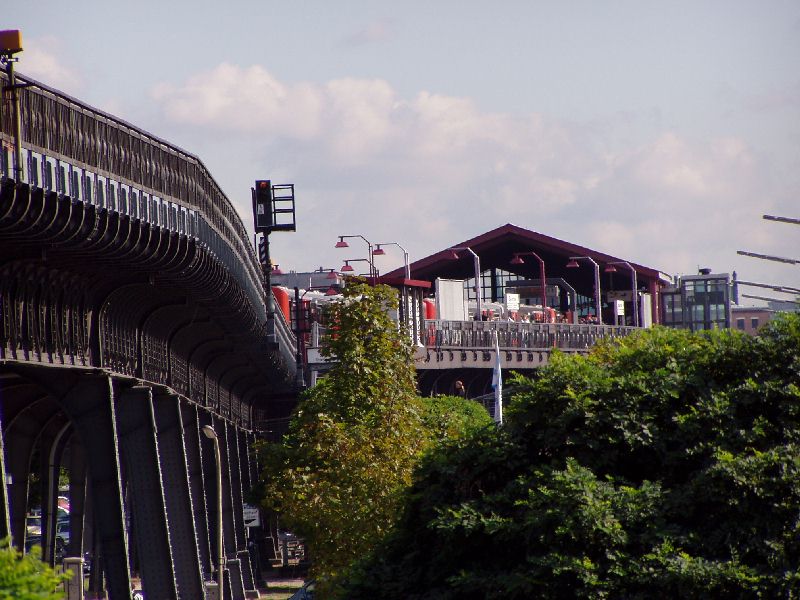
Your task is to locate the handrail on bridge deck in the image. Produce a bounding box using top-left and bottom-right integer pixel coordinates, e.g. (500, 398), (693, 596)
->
(423, 319), (638, 352)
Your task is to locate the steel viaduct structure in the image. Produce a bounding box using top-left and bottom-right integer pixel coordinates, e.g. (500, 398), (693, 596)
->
(1, 70), (297, 599)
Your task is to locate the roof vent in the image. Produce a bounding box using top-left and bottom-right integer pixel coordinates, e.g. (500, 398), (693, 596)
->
(698, 267), (712, 275)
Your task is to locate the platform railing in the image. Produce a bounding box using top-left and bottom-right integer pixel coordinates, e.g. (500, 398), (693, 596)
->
(306, 320), (637, 358)
(422, 320), (637, 352)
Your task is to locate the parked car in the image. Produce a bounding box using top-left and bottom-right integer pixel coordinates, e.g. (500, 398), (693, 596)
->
(26, 515), (41, 536)
(55, 519), (70, 545)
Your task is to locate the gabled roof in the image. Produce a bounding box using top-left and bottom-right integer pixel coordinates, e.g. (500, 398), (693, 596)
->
(385, 223), (669, 293)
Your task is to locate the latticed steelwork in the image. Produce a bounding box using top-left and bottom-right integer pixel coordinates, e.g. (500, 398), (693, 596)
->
(0, 69), (296, 599)
(0, 70), (298, 421)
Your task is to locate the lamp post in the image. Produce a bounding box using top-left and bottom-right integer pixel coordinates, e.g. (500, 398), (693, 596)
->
(448, 247), (482, 320)
(202, 425), (224, 600)
(373, 242), (411, 279)
(510, 252), (547, 314)
(566, 256), (603, 325)
(335, 235), (377, 278)
(603, 261), (639, 327)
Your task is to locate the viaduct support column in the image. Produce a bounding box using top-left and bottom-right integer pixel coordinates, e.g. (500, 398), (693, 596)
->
(227, 423), (256, 595)
(185, 404), (213, 580)
(152, 391), (206, 599)
(62, 375), (132, 600)
(0, 424), (9, 539)
(116, 385), (178, 600)
(66, 439), (88, 562)
(219, 419), (246, 600)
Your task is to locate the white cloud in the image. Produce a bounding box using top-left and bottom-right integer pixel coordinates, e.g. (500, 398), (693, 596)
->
(18, 37), (83, 95)
(147, 63), (799, 292)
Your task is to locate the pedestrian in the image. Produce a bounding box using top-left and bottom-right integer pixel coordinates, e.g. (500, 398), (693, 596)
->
(454, 380), (466, 398)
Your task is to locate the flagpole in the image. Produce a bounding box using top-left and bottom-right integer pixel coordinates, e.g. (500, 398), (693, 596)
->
(492, 332), (503, 424)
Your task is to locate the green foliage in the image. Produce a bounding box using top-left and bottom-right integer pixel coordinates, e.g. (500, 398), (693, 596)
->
(420, 395), (494, 444)
(340, 313), (800, 599)
(0, 538), (69, 599)
(253, 283), (490, 597)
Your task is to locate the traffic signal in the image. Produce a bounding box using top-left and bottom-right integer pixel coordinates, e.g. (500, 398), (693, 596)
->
(253, 180), (273, 233)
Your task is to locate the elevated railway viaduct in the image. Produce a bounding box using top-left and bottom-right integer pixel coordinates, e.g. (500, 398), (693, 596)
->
(1, 70), (296, 599)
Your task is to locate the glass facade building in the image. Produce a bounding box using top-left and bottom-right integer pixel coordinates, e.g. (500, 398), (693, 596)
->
(661, 272), (732, 331)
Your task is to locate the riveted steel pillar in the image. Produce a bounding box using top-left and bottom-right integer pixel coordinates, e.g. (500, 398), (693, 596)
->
(61, 374), (132, 600)
(237, 428), (262, 591)
(116, 385), (178, 600)
(152, 391), (205, 599)
(39, 421), (71, 565)
(0, 425), (9, 539)
(66, 439), (87, 561)
(185, 403), (213, 580)
(227, 424), (256, 594)
(6, 404), (50, 550)
(216, 418), (245, 600)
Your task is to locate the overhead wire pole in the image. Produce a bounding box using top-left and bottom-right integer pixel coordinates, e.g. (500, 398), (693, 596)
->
(735, 280), (800, 295)
(742, 294), (800, 305)
(736, 250), (800, 266)
(763, 214), (800, 226)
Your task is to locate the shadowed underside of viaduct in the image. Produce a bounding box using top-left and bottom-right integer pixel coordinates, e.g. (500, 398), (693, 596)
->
(1, 69), (299, 599)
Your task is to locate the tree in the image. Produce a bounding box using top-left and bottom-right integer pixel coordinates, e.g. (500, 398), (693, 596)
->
(253, 282), (491, 596)
(340, 314), (800, 599)
(0, 538), (69, 599)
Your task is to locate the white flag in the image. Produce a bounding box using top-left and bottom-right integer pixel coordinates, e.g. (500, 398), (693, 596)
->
(492, 333), (503, 424)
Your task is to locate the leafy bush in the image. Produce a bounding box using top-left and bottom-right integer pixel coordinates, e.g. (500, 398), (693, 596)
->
(341, 314), (800, 599)
(0, 537), (69, 600)
(253, 283), (492, 597)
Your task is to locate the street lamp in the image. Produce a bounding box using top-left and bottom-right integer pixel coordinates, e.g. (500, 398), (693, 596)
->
(339, 258), (373, 275)
(566, 256), (603, 325)
(202, 425), (224, 600)
(604, 261), (639, 327)
(373, 242), (411, 279)
(448, 247), (482, 320)
(510, 252), (547, 314)
(334, 235), (377, 278)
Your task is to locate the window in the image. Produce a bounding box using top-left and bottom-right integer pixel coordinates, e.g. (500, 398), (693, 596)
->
(71, 170), (80, 200)
(119, 187), (128, 214)
(84, 174), (93, 204)
(45, 158), (55, 191)
(139, 194), (149, 221)
(97, 177), (106, 207)
(58, 165), (67, 194)
(30, 155), (40, 187)
(751, 318), (759, 329)
(736, 318), (745, 330)
(108, 182), (117, 211)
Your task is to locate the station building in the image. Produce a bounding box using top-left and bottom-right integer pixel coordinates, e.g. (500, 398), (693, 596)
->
(383, 223), (672, 327)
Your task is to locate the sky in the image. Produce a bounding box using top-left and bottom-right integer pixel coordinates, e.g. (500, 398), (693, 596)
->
(7, 1), (800, 303)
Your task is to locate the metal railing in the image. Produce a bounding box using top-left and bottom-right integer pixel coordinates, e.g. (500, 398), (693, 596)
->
(423, 320), (637, 352)
(0, 70), (269, 323)
(0, 70), (301, 369)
